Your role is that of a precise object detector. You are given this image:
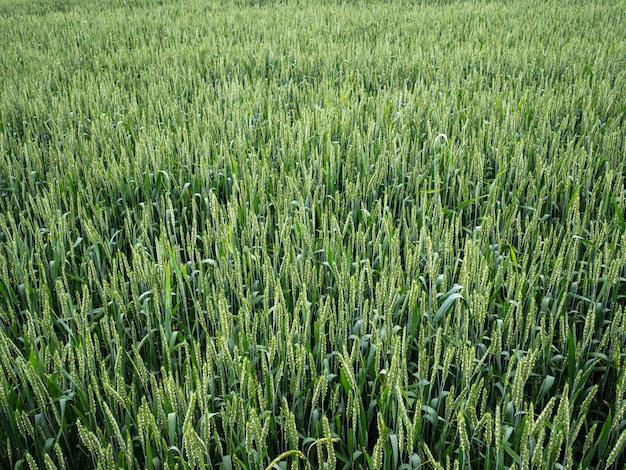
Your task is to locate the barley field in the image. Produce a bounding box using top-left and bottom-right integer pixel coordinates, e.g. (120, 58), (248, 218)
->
(1, 0), (625, 468)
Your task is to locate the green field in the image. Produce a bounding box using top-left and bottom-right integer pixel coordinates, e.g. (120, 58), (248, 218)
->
(1, 0), (625, 468)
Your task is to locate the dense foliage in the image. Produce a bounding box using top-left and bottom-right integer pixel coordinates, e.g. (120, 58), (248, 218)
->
(1, 0), (625, 468)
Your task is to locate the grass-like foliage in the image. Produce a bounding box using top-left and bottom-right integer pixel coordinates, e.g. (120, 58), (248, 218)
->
(1, 0), (625, 468)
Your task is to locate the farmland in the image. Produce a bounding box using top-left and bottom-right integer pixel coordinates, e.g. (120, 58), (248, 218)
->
(1, 0), (626, 468)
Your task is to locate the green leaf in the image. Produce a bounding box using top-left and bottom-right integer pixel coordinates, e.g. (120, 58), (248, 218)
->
(389, 433), (399, 468)
(168, 413), (177, 446)
(432, 285), (464, 326)
(540, 375), (555, 399)
(221, 455), (233, 470)
(567, 327), (577, 388)
(597, 410), (612, 460)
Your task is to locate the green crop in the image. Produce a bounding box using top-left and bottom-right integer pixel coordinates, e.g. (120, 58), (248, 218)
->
(0, 0), (625, 468)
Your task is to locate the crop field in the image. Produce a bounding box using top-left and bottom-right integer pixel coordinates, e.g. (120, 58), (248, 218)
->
(1, 0), (626, 468)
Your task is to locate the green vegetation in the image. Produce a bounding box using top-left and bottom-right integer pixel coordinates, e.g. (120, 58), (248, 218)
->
(1, 0), (625, 468)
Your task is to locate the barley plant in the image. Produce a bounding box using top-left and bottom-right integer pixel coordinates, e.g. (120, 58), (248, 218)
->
(1, 0), (625, 468)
